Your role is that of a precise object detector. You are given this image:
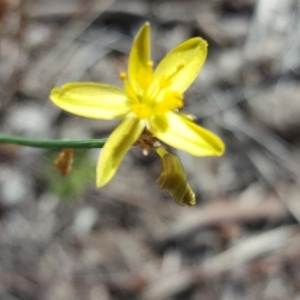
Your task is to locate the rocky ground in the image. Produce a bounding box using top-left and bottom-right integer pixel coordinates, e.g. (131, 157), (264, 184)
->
(1, 0), (300, 299)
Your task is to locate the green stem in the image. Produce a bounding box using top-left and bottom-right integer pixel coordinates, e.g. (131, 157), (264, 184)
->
(0, 134), (107, 149)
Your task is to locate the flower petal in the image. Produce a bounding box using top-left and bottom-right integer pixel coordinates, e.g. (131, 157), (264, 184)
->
(50, 83), (129, 120)
(148, 112), (225, 156)
(152, 37), (207, 94)
(128, 22), (152, 95)
(96, 117), (144, 187)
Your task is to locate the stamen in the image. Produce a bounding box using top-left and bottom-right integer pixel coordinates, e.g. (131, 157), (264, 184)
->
(156, 90), (184, 111)
(119, 72), (127, 81)
(146, 60), (154, 69)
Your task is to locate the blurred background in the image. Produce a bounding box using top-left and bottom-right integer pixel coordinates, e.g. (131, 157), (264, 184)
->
(1, 0), (300, 299)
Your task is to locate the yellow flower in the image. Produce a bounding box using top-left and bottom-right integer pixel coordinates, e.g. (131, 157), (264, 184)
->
(50, 22), (225, 189)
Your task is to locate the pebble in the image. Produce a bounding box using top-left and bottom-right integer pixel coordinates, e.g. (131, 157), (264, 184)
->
(5, 103), (51, 138)
(72, 206), (98, 237)
(0, 166), (32, 206)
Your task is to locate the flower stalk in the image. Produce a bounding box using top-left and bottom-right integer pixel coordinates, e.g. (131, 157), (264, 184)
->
(0, 134), (107, 149)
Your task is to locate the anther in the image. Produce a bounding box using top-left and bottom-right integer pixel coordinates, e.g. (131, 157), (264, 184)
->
(146, 60), (153, 69)
(119, 72), (127, 81)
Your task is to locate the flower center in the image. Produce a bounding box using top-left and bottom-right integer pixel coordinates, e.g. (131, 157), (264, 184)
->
(119, 61), (185, 119)
(132, 102), (152, 119)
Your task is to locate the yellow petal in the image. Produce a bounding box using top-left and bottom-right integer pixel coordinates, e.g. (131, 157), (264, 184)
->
(96, 117), (144, 187)
(152, 38), (207, 94)
(128, 22), (152, 95)
(50, 83), (129, 120)
(148, 112), (225, 156)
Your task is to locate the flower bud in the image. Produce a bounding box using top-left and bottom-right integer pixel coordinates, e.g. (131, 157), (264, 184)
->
(156, 147), (196, 206)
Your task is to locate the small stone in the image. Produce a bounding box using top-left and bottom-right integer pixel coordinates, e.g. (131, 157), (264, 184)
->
(0, 166), (32, 206)
(24, 22), (53, 50)
(72, 206), (98, 237)
(6, 103), (51, 138)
